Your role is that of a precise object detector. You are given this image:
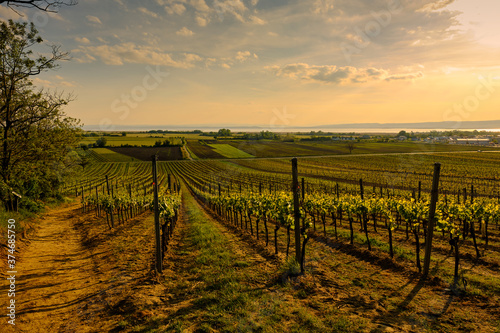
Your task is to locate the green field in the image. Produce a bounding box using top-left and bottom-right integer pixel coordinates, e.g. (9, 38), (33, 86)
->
(85, 139), (499, 162)
(228, 140), (497, 157)
(189, 140), (498, 159)
(80, 133), (206, 147)
(207, 144), (254, 158)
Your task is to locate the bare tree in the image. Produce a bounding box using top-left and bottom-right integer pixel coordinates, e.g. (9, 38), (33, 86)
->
(0, 0), (76, 12)
(346, 142), (355, 154)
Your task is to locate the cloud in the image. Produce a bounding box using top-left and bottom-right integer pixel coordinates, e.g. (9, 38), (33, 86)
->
(419, 0), (456, 12)
(235, 51), (258, 62)
(249, 15), (266, 25)
(75, 37), (91, 44)
(73, 42), (203, 68)
(156, 0), (263, 26)
(190, 0), (211, 12)
(86, 15), (102, 25)
(138, 7), (159, 18)
(385, 72), (424, 81)
(0, 6), (25, 21)
(267, 63), (423, 84)
(32, 76), (77, 88)
(195, 16), (208, 26)
(176, 27), (194, 36)
(165, 3), (186, 15)
(313, 0), (335, 14)
(32, 77), (53, 88)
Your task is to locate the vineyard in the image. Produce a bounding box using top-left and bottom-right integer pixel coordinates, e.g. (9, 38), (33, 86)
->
(161, 153), (500, 292)
(64, 160), (182, 265)
(58, 150), (500, 331)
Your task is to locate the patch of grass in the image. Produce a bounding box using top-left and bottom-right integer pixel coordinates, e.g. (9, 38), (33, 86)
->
(278, 257), (301, 278)
(352, 278), (365, 288)
(325, 315), (368, 333)
(294, 307), (327, 332)
(116, 320), (129, 330)
(233, 260), (251, 268)
(0, 207), (41, 245)
(166, 319), (185, 332)
(185, 146), (199, 159)
(207, 144), (254, 158)
(131, 316), (164, 332)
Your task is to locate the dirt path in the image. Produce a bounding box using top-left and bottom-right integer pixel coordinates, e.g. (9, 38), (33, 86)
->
(1, 203), (103, 332)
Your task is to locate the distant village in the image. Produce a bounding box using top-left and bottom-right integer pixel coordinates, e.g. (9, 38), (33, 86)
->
(328, 130), (499, 147)
(419, 136), (496, 146)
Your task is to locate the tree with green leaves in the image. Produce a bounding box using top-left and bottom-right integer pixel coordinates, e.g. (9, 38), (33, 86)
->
(396, 130), (408, 138)
(95, 136), (107, 147)
(217, 128), (231, 137)
(0, 20), (80, 210)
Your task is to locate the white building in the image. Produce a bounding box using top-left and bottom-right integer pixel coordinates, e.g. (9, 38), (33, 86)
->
(454, 138), (491, 146)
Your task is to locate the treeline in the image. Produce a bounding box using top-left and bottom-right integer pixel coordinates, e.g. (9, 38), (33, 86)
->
(0, 20), (81, 213)
(82, 130), (203, 136)
(154, 137), (186, 147)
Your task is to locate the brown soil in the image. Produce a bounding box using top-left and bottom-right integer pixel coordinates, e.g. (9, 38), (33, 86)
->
(0, 202), (160, 332)
(1, 203), (100, 332)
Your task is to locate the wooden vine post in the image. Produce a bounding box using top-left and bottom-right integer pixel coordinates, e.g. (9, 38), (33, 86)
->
(422, 163), (441, 279)
(301, 178), (305, 200)
(95, 185), (99, 217)
(360, 178), (371, 251)
(152, 154), (162, 274)
(106, 175), (114, 228)
(292, 158), (301, 266)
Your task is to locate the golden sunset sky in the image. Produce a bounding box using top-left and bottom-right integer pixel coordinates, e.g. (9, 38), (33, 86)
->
(1, 0), (500, 130)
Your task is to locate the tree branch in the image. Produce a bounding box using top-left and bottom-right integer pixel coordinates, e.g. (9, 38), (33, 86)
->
(0, 1), (76, 12)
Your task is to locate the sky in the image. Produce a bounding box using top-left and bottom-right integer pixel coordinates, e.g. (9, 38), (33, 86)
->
(1, 0), (500, 131)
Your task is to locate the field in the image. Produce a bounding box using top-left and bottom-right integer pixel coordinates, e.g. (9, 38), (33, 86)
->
(80, 132), (206, 147)
(91, 148), (141, 162)
(3, 146), (500, 332)
(207, 143), (254, 158)
(107, 146), (184, 161)
(189, 140), (497, 159)
(83, 134), (498, 160)
(185, 140), (224, 159)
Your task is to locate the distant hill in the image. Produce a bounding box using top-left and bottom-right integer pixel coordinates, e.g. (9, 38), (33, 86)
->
(316, 120), (500, 130)
(83, 120), (500, 132)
